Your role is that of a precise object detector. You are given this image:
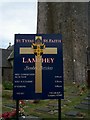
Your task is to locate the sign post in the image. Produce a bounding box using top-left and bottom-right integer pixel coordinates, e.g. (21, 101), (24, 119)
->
(58, 99), (61, 120)
(16, 100), (19, 120)
(13, 34), (64, 119)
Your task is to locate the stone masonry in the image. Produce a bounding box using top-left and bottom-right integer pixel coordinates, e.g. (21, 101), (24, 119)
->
(37, 2), (88, 84)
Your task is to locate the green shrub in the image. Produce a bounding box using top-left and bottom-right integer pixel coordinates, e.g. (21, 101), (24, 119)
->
(2, 81), (13, 90)
(2, 91), (12, 99)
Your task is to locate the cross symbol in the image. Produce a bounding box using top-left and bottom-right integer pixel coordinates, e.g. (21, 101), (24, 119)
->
(20, 36), (57, 93)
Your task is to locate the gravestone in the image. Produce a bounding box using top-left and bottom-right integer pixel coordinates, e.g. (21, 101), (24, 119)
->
(48, 110), (55, 115)
(61, 99), (71, 106)
(68, 96), (76, 99)
(54, 106), (58, 110)
(65, 111), (86, 118)
(4, 104), (16, 109)
(19, 115), (42, 120)
(87, 94), (90, 97)
(53, 110), (58, 113)
(84, 97), (90, 100)
(62, 99), (68, 102)
(81, 101), (90, 105)
(47, 103), (59, 110)
(48, 103), (58, 107)
(48, 110), (58, 115)
(35, 107), (51, 112)
(65, 111), (80, 117)
(75, 104), (90, 110)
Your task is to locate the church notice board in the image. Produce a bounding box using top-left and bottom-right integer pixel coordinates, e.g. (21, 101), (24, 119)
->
(13, 34), (64, 100)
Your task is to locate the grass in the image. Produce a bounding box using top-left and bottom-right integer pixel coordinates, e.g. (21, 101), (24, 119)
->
(61, 84), (89, 118)
(1, 83), (90, 119)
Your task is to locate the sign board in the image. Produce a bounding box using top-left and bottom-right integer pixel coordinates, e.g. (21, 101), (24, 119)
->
(13, 34), (64, 100)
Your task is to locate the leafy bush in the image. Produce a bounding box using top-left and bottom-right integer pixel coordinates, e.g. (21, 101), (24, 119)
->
(2, 81), (13, 90)
(2, 91), (12, 99)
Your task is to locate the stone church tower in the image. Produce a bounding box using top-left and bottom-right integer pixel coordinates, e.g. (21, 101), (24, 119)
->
(37, 2), (89, 84)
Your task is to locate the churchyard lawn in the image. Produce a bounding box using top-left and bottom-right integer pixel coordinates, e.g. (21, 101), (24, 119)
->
(1, 83), (90, 120)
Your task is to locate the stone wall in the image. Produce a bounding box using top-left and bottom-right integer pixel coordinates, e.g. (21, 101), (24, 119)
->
(37, 2), (88, 83)
(88, 2), (90, 46)
(0, 68), (2, 84)
(0, 49), (2, 84)
(2, 68), (13, 82)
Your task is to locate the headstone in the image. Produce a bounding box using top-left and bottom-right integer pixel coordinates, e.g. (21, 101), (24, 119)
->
(19, 115), (42, 120)
(75, 104), (90, 110)
(84, 97), (90, 100)
(81, 101), (90, 105)
(4, 104), (16, 109)
(53, 110), (58, 113)
(54, 106), (58, 110)
(48, 103), (58, 107)
(62, 99), (71, 105)
(65, 111), (80, 117)
(61, 103), (64, 106)
(35, 107), (51, 112)
(68, 96), (76, 98)
(62, 99), (68, 102)
(64, 100), (70, 105)
(87, 94), (90, 97)
(68, 93), (79, 96)
(48, 109), (58, 115)
(48, 110), (55, 115)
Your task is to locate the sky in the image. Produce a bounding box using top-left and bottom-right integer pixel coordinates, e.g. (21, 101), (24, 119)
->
(0, 0), (37, 48)
(0, 0), (88, 48)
